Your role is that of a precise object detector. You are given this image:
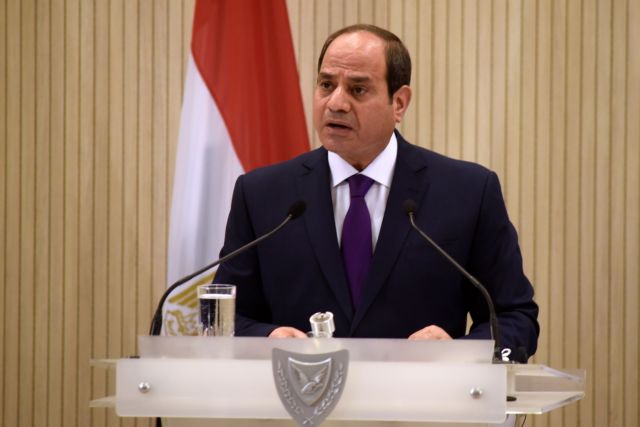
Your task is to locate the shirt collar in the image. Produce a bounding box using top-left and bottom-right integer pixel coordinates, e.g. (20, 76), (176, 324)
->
(328, 132), (398, 188)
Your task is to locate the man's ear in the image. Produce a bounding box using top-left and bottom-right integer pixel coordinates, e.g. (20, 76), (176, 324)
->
(392, 85), (412, 123)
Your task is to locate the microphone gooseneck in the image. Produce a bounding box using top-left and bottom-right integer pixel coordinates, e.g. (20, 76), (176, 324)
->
(403, 199), (502, 361)
(149, 200), (307, 336)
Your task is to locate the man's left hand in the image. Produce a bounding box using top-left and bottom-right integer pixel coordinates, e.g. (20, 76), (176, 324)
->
(408, 325), (452, 340)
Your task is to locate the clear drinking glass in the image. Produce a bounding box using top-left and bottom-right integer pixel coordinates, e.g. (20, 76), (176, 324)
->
(197, 284), (236, 336)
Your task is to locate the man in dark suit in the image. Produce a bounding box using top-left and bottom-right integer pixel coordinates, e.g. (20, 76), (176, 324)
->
(214, 24), (539, 357)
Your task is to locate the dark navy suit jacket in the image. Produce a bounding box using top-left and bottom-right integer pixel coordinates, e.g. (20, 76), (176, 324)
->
(214, 132), (539, 357)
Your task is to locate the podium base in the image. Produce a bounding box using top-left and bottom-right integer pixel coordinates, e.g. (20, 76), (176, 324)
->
(163, 417), (518, 427)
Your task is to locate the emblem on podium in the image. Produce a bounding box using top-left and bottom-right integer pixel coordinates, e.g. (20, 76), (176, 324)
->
(272, 348), (349, 426)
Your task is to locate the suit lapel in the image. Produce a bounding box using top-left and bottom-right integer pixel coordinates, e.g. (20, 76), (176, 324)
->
(296, 149), (354, 322)
(350, 136), (431, 333)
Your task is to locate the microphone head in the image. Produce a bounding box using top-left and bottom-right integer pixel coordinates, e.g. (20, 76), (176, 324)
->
(287, 200), (307, 219)
(403, 199), (417, 215)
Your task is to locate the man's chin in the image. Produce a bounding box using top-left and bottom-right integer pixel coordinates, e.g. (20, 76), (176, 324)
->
(319, 129), (355, 145)
(319, 138), (350, 155)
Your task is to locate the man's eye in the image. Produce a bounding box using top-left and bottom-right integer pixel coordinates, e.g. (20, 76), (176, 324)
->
(352, 86), (366, 96)
(318, 81), (333, 90)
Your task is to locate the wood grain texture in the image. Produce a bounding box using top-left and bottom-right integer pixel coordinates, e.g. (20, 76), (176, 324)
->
(1, 1), (638, 426)
(0, 0), (6, 420)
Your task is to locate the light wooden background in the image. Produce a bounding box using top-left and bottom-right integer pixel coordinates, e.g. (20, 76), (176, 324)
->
(1, 0), (638, 426)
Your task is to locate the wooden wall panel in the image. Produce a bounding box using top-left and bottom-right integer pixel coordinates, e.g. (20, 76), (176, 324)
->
(5, 0), (21, 425)
(625, 4), (640, 427)
(1, 1), (638, 426)
(34, 0), (51, 424)
(609, 1), (628, 424)
(562, 1), (582, 425)
(20, 0), (37, 424)
(0, 0), (5, 420)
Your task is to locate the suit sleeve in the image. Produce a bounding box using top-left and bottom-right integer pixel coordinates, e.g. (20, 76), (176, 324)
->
(213, 174), (280, 336)
(463, 172), (540, 359)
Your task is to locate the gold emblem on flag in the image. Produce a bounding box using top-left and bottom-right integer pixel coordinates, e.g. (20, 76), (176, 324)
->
(164, 273), (215, 335)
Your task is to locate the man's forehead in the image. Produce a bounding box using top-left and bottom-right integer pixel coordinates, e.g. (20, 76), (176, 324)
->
(331, 30), (386, 50)
(319, 38), (386, 78)
(323, 31), (386, 61)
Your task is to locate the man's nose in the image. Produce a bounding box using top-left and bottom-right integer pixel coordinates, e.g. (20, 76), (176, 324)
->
(326, 86), (350, 112)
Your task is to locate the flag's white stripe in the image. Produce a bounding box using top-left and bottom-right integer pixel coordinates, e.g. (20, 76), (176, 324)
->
(167, 54), (244, 284)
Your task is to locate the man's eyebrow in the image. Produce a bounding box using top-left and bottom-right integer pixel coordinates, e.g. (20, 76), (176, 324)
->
(317, 71), (334, 81)
(316, 72), (373, 84)
(347, 75), (372, 84)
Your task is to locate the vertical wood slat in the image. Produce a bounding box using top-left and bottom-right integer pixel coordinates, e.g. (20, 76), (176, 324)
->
(152, 0), (169, 364)
(314, 0), (329, 146)
(136, 2), (153, 425)
(625, 2), (640, 426)
(328, 0), (342, 29)
(1, 1), (639, 426)
(416, 0), (433, 150)
(63, 0), (80, 423)
(519, 0), (536, 320)
(387, 1), (403, 139)
(562, 0), (582, 425)
(548, 2), (568, 425)
(19, 1), (36, 426)
(49, 0), (65, 421)
(593, 1), (612, 426)
(121, 0), (139, 401)
(475, 0), (491, 167)
(0, 0), (7, 422)
(578, 1), (598, 425)
(77, 0), (95, 425)
(373, 0), (388, 28)
(33, 0), (52, 426)
(344, 0), (358, 24)
(358, 0), (374, 24)
(461, 1), (477, 161)
(608, 1), (628, 425)
(533, 0), (551, 388)
(106, 1), (124, 426)
(136, 17), (153, 427)
(4, 0), (21, 427)
(167, 0), (185, 177)
(504, 0), (521, 226)
(0, 0), (6, 423)
(92, 0), (109, 425)
(491, 0), (507, 179)
(430, 0), (447, 155)
(401, 0), (418, 143)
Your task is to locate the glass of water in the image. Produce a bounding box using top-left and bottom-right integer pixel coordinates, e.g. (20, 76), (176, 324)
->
(197, 284), (236, 336)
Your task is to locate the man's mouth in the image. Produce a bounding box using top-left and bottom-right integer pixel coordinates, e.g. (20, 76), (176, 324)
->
(326, 121), (352, 130)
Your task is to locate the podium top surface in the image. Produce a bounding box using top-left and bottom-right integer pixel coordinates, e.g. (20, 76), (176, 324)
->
(138, 336), (495, 363)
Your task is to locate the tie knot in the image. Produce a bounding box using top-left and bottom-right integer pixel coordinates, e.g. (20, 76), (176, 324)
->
(348, 174), (374, 198)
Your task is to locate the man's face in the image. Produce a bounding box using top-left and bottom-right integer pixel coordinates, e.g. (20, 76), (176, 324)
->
(313, 31), (411, 170)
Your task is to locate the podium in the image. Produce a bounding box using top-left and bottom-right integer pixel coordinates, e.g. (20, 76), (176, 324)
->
(91, 337), (584, 426)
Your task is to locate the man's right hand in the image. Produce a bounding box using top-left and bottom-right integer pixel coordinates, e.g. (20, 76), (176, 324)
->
(269, 326), (307, 338)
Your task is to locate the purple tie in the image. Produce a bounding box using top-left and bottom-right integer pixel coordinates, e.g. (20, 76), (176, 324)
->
(341, 174), (375, 309)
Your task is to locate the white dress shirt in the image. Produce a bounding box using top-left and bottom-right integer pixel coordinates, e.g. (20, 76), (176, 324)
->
(328, 133), (398, 250)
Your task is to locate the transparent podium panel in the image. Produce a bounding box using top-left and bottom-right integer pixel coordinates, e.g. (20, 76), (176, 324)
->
(111, 337), (506, 423)
(90, 336), (585, 425)
(506, 364), (585, 415)
(137, 336), (495, 363)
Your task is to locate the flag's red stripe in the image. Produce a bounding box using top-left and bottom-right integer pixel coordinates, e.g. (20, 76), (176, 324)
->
(191, 0), (309, 171)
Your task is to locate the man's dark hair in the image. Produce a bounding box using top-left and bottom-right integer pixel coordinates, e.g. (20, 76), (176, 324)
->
(317, 24), (412, 99)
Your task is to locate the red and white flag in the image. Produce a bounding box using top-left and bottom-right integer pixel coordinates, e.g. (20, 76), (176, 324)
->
(164, 0), (309, 335)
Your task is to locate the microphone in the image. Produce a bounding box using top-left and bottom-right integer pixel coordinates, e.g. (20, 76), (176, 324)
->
(402, 199), (502, 360)
(149, 200), (307, 336)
